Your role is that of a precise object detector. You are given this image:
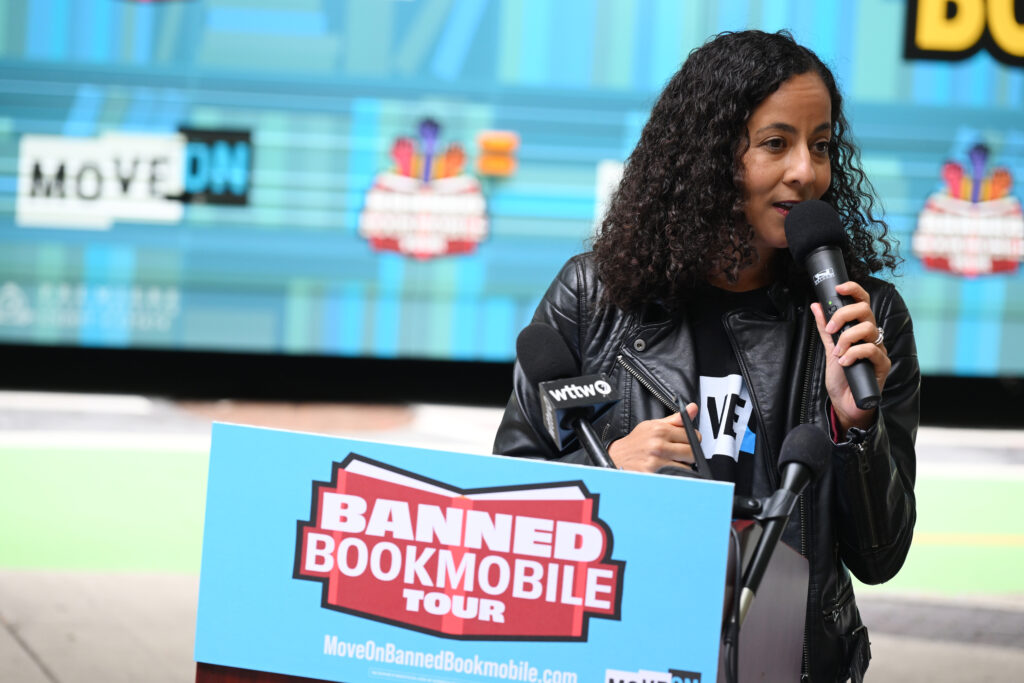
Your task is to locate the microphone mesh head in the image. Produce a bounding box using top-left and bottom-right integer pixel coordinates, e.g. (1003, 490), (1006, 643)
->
(784, 199), (845, 264)
(778, 424), (831, 482)
(515, 323), (578, 384)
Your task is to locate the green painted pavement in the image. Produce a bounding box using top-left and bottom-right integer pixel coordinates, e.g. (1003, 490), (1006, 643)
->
(856, 477), (1023, 596)
(0, 446), (208, 573)
(1, 446), (1020, 596)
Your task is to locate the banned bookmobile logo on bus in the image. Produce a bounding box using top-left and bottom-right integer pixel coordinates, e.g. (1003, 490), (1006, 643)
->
(294, 455), (624, 640)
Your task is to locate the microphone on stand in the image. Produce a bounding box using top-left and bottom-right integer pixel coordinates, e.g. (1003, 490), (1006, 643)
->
(735, 424), (830, 625)
(515, 323), (619, 468)
(785, 200), (880, 410)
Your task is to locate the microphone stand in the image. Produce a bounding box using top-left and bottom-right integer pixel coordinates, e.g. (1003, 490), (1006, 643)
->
(665, 397), (818, 683)
(570, 414), (616, 469)
(660, 397), (739, 682)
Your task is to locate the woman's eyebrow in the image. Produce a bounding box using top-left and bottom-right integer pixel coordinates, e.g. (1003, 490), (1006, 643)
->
(753, 121), (831, 135)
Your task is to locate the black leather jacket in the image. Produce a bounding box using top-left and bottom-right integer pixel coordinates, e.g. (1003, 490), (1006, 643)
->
(493, 253), (919, 682)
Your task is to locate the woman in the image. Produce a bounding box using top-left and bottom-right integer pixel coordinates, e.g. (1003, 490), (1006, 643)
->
(493, 31), (918, 682)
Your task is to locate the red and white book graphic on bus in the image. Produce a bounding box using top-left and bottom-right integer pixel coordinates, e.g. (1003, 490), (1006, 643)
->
(294, 455), (624, 640)
(912, 144), (1023, 276)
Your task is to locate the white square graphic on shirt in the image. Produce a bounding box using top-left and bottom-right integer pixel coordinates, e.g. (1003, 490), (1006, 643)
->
(697, 374), (754, 462)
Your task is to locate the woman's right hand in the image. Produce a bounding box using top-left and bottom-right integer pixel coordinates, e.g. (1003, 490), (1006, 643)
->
(607, 402), (701, 472)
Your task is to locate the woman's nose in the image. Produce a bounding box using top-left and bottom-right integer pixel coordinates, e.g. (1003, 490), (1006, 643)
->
(784, 147), (816, 187)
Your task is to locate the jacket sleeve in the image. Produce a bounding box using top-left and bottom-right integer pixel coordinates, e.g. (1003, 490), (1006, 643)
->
(831, 284), (919, 584)
(492, 255), (593, 465)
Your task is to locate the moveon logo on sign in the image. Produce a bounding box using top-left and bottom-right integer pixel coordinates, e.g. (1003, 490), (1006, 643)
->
(605, 669), (701, 683)
(16, 129), (251, 229)
(294, 455), (624, 640)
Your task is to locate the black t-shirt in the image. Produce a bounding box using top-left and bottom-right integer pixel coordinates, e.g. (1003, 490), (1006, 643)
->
(689, 286), (775, 497)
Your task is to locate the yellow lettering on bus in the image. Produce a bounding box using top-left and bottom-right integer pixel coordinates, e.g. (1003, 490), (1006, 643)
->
(987, 0), (1024, 58)
(914, 0), (986, 52)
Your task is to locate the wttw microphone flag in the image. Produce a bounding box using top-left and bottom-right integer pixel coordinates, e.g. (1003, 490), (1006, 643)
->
(538, 374), (619, 450)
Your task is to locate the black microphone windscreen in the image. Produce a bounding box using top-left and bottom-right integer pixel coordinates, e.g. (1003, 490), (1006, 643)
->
(778, 424), (831, 482)
(515, 323), (577, 384)
(784, 199), (845, 264)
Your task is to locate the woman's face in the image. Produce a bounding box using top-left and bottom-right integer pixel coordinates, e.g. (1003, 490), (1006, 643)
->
(740, 72), (833, 254)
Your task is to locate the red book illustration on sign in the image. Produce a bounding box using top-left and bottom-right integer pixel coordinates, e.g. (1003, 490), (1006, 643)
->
(294, 455), (624, 640)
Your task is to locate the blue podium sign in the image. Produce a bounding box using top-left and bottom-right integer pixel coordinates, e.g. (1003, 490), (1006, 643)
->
(195, 423), (733, 683)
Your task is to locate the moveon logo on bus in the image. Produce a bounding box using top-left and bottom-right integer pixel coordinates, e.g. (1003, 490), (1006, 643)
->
(16, 129), (251, 229)
(294, 455), (624, 640)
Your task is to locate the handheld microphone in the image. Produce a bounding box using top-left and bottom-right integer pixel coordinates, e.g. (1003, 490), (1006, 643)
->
(515, 323), (620, 468)
(736, 424), (830, 625)
(785, 200), (880, 410)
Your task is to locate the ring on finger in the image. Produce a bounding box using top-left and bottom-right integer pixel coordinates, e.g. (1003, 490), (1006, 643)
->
(872, 327), (885, 346)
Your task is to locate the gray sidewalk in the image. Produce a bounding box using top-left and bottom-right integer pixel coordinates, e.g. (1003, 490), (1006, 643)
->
(1, 392), (1022, 682)
(3, 570), (1024, 683)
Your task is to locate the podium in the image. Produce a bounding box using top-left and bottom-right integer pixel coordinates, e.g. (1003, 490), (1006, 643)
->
(720, 521), (807, 682)
(194, 424), (804, 683)
(197, 663), (328, 682)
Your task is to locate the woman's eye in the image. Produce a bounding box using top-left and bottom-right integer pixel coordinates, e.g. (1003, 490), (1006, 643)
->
(814, 140), (831, 154)
(763, 138), (785, 151)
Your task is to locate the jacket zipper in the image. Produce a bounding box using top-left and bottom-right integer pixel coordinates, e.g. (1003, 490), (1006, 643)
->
(615, 353), (680, 412)
(855, 441), (880, 548)
(797, 313), (816, 681)
(798, 314), (816, 427)
(822, 579), (854, 624)
(720, 317), (777, 488)
(797, 314), (815, 562)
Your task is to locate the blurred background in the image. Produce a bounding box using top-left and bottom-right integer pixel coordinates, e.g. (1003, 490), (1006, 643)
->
(0, 0), (1022, 681)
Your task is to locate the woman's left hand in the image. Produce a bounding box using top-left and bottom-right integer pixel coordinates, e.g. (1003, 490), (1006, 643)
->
(810, 281), (891, 433)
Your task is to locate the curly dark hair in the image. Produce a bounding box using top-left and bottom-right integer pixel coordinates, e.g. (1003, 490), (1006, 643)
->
(592, 30), (900, 312)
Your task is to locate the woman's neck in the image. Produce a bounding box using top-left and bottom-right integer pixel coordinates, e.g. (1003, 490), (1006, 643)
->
(709, 248), (779, 292)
